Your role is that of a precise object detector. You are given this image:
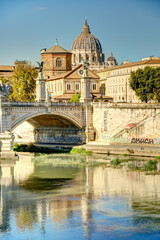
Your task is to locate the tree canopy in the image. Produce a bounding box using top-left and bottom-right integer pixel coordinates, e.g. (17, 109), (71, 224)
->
(70, 93), (81, 103)
(9, 61), (38, 102)
(130, 66), (160, 103)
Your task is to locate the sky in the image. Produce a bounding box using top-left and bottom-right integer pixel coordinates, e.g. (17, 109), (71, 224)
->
(0, 0), (160, 66)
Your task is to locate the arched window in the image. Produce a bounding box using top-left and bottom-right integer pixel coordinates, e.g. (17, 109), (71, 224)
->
(56, 58), (62, 67)
(79, 54), (82, 63)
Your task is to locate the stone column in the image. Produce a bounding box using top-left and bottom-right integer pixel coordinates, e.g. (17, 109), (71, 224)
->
(80, 70), (92, 104)
(80, 69), (95, 142)
(36, 72), (46, 102)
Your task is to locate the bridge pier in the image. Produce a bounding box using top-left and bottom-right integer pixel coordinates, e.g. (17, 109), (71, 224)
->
(0, 131), (16, 159)
(80, 70), (95, 143)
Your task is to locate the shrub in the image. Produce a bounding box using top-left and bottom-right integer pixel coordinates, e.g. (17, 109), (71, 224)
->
(144, 160), (157, 171)
(70, 148), (92, 155)
(110, 158), (121, 166)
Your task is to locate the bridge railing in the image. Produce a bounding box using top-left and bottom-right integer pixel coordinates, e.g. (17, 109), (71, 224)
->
(1, 101), (82, 107)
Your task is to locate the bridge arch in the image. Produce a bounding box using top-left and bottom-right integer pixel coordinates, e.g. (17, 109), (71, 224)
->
(11, 111), (83, 131)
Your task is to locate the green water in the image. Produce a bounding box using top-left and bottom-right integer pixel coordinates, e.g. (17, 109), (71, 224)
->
(0, 153), (160, 240)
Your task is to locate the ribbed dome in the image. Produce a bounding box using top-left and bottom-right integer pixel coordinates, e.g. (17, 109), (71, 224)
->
(71, 19), (102, 52)
(107, 52), (116, 61)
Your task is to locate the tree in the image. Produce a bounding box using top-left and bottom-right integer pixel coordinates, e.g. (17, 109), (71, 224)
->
(9, 61), (38, 102)
(153, 67), (160, 102)
(70, 93), (81, 103)
(130, 66), (160, 103)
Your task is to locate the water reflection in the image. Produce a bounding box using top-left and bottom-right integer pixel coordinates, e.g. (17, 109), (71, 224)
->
(0, 154), (160, 239)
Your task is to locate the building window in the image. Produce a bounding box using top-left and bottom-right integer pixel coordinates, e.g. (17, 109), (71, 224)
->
(47, 60), (50, 68)
(92, 83), (97, 91)
(75, 83), (80, 91)
(79, 54), (82, 63)
(67, 83), (71, 91)
(67, 60), (70, 68)
(56, 58), (62, 67)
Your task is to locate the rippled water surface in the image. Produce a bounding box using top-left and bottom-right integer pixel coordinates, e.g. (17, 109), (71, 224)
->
(0, 153), (160, 240)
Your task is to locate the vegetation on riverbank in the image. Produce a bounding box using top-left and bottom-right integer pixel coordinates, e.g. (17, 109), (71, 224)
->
(33, 154), (106, 168)
(70, 148), (92, 155)
(14, 144), (92, 155)
(14, 143), (71, 153)
(110, 157), (160, 174)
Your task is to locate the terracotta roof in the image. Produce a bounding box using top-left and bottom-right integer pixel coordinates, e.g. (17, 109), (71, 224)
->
(53, 93), (113, 101)
(97, 58), (160, 73)
(46, 64), (100, 81)
(44, 44), (71, 54)
(0, 66), (14, 71)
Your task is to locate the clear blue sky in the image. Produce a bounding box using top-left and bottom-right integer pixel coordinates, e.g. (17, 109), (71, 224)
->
(0, 0), (160, 66)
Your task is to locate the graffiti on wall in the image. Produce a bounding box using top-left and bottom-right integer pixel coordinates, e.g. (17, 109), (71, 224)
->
(36, 136), (82, 144)
(131, 138), (153, 144)
(131, 138), (160, 144)
(102, 135), (160, 144)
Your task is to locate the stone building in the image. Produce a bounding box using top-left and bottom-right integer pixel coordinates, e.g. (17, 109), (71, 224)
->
(46, 64), (112, 102)
(0, 66), (15, 79)
(41, 41), (72, 79)
(71, 19), (105, 69)
(96, 57), (160, 103)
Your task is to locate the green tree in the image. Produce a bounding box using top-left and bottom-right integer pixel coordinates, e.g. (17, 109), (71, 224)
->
(70, 93), (81, 103)
(153, 67), (160, 102)
(9, 61), (38, 102)
(130, 66), (160, 103)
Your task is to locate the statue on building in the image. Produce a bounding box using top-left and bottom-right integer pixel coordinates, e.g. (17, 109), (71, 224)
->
(82, 59), (90, 70)
(37, 61), (44, 72)
(0, 80), (11, 101)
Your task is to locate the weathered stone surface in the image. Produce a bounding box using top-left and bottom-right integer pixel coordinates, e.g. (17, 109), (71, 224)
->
(92, 102), (160, 144)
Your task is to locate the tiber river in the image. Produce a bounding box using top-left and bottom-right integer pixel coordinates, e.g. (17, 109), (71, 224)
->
(0, 153), (160, 240)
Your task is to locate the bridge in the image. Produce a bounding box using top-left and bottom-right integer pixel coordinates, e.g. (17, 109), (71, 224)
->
(0, 70), (95, 158)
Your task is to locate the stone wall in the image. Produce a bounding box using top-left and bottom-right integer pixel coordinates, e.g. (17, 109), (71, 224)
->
(92, 102), (160, 144)
(34, 127), (85, 144)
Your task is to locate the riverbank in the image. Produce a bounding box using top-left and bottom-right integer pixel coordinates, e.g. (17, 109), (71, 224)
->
(13, 142), (160, 157)
(81, 142), (160, 157)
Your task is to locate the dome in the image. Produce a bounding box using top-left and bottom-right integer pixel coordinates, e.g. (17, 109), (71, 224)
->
(107, 52), (116, 61)
(71, 19), (104, 68)
(106, 52), (118, 67)
(71, 19), (102, 52)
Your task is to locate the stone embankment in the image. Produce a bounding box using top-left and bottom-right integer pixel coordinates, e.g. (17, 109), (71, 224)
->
(83, 142), (160, 157)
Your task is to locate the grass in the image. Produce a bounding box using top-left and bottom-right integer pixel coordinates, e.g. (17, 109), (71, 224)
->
(128, 159), (158, 173)
(70, 148), (92, 155)
(110, 158), (121, 166)
(33, 153), (106, 168)
(144, 160), (157, 171)
(110, 158), (132, 167)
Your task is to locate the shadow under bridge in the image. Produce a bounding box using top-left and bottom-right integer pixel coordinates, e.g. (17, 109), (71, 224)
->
(15, 113), (85, 145)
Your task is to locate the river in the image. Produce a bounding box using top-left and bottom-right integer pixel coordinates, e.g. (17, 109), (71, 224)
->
(0, 153), (160, 240)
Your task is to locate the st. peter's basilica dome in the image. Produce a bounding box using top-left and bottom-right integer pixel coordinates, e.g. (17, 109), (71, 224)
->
(71, 19), (105, 69)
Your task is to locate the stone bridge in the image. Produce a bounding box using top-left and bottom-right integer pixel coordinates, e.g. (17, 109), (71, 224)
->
(0, 68), (95, 157)
(0, 98), (94, 157)
(1, 101), (84, 132)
